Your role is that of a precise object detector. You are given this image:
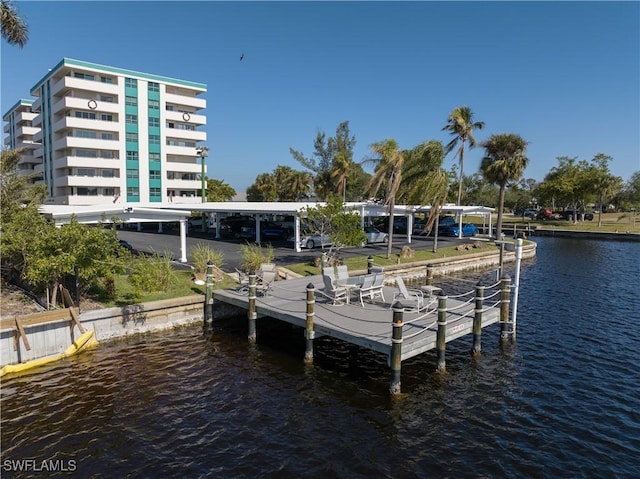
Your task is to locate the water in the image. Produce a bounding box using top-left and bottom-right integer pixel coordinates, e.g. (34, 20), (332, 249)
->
(2, 237), (639, 478)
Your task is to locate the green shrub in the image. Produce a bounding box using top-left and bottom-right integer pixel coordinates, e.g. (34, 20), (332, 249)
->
(240, 242), (274, 273)
(128, 250), (176, 297)
(191, 243), (224, 274)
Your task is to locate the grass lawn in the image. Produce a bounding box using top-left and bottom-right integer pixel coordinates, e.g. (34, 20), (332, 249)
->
(476, 212), (640, 234)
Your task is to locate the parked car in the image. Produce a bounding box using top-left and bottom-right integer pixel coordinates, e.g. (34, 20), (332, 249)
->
(413, 220), (427, 235)
(364, 226), (389, 244)
(240, 221), (289, 240)
(219, 216), (254, 238)
(514, 209), (537, 219)
(536, 209), (561, 220)
(437, 216), (478, 237)
(373, 216), (408, 234)
(291, 233), (332, 249)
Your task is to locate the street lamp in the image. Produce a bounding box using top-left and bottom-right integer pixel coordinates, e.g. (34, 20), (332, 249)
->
(196, 145), (209, 203)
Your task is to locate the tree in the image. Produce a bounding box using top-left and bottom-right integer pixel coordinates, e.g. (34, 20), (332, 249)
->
(588, 153), (624, 226)
(290, 121), (357, 200)
(1, 0), (28, 47)
(480, 133), (529, 240)
(537, 156), (591, 221)
(364, 139), (405, 259)
(617, 171), (640, 211)
(303, 196), (366, 262)
(205, 178), (236, 201)
(442, 106), (485, 206)
(400, 140), (449, 233)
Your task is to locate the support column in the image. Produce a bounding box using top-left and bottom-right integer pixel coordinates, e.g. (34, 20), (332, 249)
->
(511, 238), (523, 339)
(389, 302), (404, 395)
(500, 275), (511, 343)
(436, 292), (448, 372)
(304, 283), (316, 364)
(472, 282), (484, 356)
(179, 219), (187, 263)
(248, 274), (257, 344)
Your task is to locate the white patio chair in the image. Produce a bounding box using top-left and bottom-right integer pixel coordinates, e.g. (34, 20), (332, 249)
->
(322, 272), (348, 305)
(256, 270), (277, 296)
(392, 276), (424, 311)
(356, 274), (376, 307)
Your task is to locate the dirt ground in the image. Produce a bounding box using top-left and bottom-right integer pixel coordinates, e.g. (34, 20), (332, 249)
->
(0, 283), (104, 318)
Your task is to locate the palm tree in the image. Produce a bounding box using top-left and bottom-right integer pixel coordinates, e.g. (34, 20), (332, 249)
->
(442, 106), (484, 206)
(1, 0), (29, 47)
(330, 151), (351, 202)
(364, 139), (405, 259)
(401, 141), (450, 247)
(480, 133), (529, 241)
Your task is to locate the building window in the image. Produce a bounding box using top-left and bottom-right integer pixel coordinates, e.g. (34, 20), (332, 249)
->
(126, 132), (138, 143)
(76, 149), (97, 158)
(104, 188), (116, 196)
(149, 134), (160, 145)
(77, 187), (98, 196)
(101, 132), (114, 140)
(149, 117), (160, 128)
(100, 76), (113, 84)
(127, 187), (139, 197)
(150, 187), (161, 198)
(101, 169), (115, 178)
(149, 152), (161, 161)
(75, 111), (96, 119)
(125, 96), (137, 107)
(125, 78), (138, 88)
(148, 99), (160, 110)
(126, 114), (138, 125)
(150, 170), (161, 179)
(100, 114), (113, 121)
(126, 169), (139, 179)
(74, 72), (95, 81)
(76, 130), (96, 138)
(148, 82), (160, 92)
(100, 95), (115, 103)
(77, 168), (95, 177)
(126, 151), (138, 161)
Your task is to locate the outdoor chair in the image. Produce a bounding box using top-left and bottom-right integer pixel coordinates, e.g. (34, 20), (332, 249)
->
(322, 272), (348, 305)
(392, 276), (424, 311)
(336, 265), (349, 281)
(356, 273), (385, 307)
(256, 270), (277, 296)
(235, 268), (250, 294)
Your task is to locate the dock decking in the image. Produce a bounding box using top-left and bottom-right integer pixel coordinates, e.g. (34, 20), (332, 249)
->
(212, 275), (502, 363)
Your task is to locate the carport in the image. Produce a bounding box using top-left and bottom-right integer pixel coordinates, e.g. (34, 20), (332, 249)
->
(39, 205), (192, 262)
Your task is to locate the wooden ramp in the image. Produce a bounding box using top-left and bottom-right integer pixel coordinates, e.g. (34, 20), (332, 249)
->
(213, 275), (501, 362)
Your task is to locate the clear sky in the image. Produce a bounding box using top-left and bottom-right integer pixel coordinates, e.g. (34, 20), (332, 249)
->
(2, 1), (639, 196)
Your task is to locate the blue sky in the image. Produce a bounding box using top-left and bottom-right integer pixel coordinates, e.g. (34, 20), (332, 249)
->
(2, 1), (639, 195)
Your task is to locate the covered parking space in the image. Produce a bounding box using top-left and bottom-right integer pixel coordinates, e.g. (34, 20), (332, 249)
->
(39, 205), (192, 262)
(413, 205), (495, 239)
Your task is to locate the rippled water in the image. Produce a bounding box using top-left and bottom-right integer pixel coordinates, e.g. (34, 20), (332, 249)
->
(2, 237), (639, 478)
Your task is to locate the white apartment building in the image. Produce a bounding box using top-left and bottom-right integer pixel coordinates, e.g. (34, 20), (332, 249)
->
(3, 99), (41, 184)
(5, 58), (207, 205)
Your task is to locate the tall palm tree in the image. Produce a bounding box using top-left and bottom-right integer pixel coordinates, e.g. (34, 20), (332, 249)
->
(1, 0), (29, 47)
(330, 151), (351, 202)
(480, 133), (529, 241)
(364, 139), (405, 259)
(401, 140), (450, 240)
(442, 106), (484, 206)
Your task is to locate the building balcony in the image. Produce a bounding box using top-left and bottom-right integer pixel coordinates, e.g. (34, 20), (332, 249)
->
(32, 98), (42, 112)
(164, 144), (199, 157)
(54, 175), (122, 188)
(52, 96), (121, 115)
(52, 155), (121, 170)
(163, 128), (206, 142)
(53, 136), (119, 152)
(166, 160), (202, 173)
(52, 116), (121, 134)
(15, 125), (39, 138)
(165, 110), (206, 125)
(165, 178), (204, 189)
(52, 75), (119, 98)
(164, 92), (206, 111)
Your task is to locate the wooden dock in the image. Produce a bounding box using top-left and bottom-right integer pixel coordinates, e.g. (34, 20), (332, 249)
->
(212, 275), (504, 363)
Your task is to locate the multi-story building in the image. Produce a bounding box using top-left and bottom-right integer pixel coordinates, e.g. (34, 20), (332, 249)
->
(4, 58), (207, 205)
(3, 99), (42, 184)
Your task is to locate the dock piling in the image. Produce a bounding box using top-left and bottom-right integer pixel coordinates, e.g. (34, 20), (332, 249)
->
(426, 264), (434, 287)
(472, 282), (484, 356)
(500, 275), (511, 342)
(204, 261), (214, 330)
(248, 273), (257, 344)
(367, 256), (374, 274)
(304, 283), (316, 364)
(436, 292), (448, 372)
(389, 303), (404, 395)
